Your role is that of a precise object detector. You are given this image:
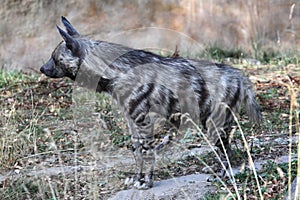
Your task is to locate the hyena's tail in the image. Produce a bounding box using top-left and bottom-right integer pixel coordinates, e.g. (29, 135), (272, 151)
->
(244, 81), (262, 124)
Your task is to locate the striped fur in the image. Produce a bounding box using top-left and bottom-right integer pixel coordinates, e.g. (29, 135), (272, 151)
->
(40, 17), (262, 189)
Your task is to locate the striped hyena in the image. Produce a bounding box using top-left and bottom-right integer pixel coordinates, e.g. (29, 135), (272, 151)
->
(40, 17), (262, 189)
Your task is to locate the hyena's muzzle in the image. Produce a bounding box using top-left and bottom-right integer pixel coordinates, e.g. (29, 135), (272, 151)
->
(40, 58), (65, 78)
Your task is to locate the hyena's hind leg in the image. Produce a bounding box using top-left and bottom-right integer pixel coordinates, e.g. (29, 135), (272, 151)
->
(125, 113), (156, 189)
(205, 104), (235, 174)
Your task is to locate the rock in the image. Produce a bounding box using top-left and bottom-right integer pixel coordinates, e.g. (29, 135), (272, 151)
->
(109, 174), (215, 200)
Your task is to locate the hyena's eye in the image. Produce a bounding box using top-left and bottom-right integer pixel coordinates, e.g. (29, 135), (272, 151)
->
(54, 57), (64, 66)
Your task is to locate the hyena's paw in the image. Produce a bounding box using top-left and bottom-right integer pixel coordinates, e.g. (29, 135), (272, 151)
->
(204, 162), (231, 182)
(124, 176), (136, 186)
(124, 175), (153, 190)
(133, 179), (153, 190)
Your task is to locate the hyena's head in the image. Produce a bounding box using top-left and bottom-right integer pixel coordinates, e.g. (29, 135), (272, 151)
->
(40, 16), (87, 80)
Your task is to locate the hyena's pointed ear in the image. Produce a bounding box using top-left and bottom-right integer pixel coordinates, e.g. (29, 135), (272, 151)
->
(61, 16), (80, 37)
(57, 25), (80, 54)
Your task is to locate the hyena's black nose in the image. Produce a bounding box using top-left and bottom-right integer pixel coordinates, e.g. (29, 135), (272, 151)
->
(40, 66), (45, 74)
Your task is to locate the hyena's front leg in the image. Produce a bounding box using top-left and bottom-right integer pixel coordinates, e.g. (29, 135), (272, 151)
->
(131, 138), (155, 189)
(125, 113), (156, 189)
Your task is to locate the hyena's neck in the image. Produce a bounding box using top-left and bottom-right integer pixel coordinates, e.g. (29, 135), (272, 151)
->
(81, 41), (133, 79)
(76, 41), (134, 94)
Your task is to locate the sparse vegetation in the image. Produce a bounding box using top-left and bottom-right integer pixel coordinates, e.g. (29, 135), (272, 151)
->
(0, 49), (299, 199)
(202, 46), (247, 61)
